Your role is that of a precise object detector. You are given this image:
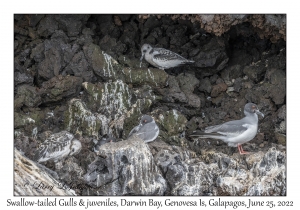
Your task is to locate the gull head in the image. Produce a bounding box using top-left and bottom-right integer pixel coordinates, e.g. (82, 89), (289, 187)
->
(244, 103), (264, 118)
(140, 115), (154, 125)
(140, 44), (152, 61)
(69, 139), (82, 156)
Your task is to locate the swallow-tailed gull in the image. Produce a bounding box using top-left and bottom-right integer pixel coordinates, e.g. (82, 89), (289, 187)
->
(190, 103), (264, 154)
(35, 131), (82, 168)
(140, 44), (195, 70)
(128, 115), (159, 143)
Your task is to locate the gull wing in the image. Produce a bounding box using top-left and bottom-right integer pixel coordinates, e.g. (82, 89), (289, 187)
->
(135, 122), (159, 142)
(128, 124), (141, 137)
(153, 48), (186, 61)
(205, 120), (248, 137)
(35, 131), (73, 162)
(128, 122), (159, 142)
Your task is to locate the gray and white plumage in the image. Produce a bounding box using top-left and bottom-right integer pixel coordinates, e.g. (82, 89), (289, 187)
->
(94, 134), (116, 152)
(140, 44), (195, 70)
(190, 103), (264, 154)
(128, 115), (159, 143)
(35, 131), (82, 163)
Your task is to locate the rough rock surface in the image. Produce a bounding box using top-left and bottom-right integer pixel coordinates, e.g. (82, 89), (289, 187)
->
(83, 136), (166, 195)
(140, 14), (286, 42)
(152, 142), (285, 196)
(14, 148), (76, 196)
(39, 75), (83, 104)
(14, 14), (286, 196)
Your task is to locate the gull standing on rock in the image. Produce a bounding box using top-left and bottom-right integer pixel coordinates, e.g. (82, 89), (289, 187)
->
(128, 115), (159, 143)
(140, 44), (195, 70)
(190, 103), (264, 154)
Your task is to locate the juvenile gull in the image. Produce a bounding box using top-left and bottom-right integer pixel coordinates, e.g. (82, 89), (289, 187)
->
(128, 115), (159, 143)
(190, 103), (264, 154)
(94, 134), (116, 152)
(34, 131), (82, 168)
(140, 44), (195, 70)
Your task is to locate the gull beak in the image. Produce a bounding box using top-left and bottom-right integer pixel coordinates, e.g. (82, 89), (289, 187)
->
(255, 110), (264, 118)
(140, 54), (144, 61)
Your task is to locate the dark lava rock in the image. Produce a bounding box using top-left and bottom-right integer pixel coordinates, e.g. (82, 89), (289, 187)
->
(264, 68), (286, 105)
(166, 25), (189, 47)
(119, 22), (139, 47)
(14, 72), (34, 86)
(272, 104), (286, 146)
(193, 37), (229, 76)
(220, 64), (243, 84)
(99, 35), (127, 58)
(198, 77), (212, 93)
(39, 75), (83, 104)
(176, 73), (201, 108)
(54, 14), (90, 37)
(30, 41), (45, 63)
(37, 15), (59, 37)
(14, 85), (42, 110)
(28, 14), (45, 27)
(83, 43), (123, 81)
(144, 16), (162, 32)
(275, 104), (286, 122)
(211, 83), (228, 97)
(233, 77), (244, 92)
(157, 73), (201, 108)
(118, 14), (131, 22)
(77, 28), (94, 46)
(37, 30), (78, 80)
(63, 51), (93, 82)
(243, 64), (266, 83)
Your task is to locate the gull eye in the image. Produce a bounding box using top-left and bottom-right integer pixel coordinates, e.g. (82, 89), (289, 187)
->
(72, 148), (75, 152)
(144, 120), (147, 123)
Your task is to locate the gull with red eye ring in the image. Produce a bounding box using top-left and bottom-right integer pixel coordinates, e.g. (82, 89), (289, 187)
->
(128, 115), (159, 143)
(190, 103), (264, 155)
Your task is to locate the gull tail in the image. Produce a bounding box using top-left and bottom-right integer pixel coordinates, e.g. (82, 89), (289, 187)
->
(184, 60), (195, 65)
(189, 130), (226, 140)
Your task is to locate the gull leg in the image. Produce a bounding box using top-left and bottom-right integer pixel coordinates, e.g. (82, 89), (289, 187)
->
(238, 144), (248, 155)
(237, 144), (242, 154)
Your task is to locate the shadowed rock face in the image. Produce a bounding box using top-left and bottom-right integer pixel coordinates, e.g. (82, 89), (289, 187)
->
(14, 14), (286, 196)
(83, 136), (166, 195)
